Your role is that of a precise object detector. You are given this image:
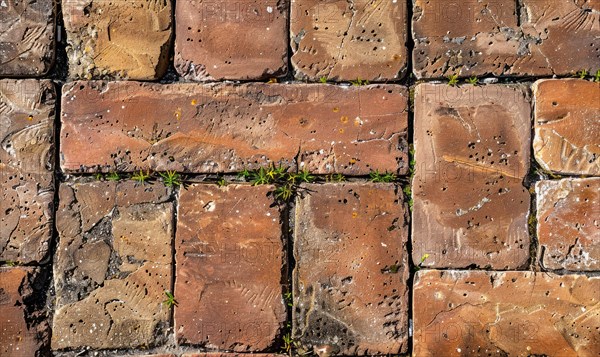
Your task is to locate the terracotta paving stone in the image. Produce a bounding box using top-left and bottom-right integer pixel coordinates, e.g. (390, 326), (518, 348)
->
(0, 0), (55, 76)
(175, 184), (286, 351)
(412, 84), (531, 269)
(52, 180), (173, 350)
(62, 0), (172, 80)
(0, 79), (56, 264)
(60, 81), (408, 175)
(293, 183), (409, 355)
(412, 0), (600, 78)
(290, 0), (408, 81)
(175, 0), (287, 81)
(533, 79), (600, 175)
(0, 267), (50, 356)
(536, 178), (600, 271)
(413, 270), (600, 357)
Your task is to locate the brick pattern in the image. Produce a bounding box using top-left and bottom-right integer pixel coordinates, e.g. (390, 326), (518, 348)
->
(2, 1), (600, 356)
(60, 81), (408, 175)
(0, 79), (56, 264)
(412, 84), (531, 269)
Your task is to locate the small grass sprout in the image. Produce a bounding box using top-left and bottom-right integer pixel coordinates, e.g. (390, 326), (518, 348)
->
(159, 170), (182, 187)
(163, 291), (178, 307)
(294, 169), (315, 183)
(370, 170), (397, 183)
(326, 173), (346, 182)
(275, 184), (294, 202)
(447, 74), (459, 86)
(466, 76), (479, 85)
(106, 172), (120, 181)
(131, 170), (151, 185)
(414, 253), (430, 271)
(351, 77), (369, 86)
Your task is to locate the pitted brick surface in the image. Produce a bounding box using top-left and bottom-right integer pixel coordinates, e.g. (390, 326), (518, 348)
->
(293, 183), (409, 355)
(536, 178), (600, 271)
(52, 180), (173, 349)
(60, 81), (408, 175)
(1, 79), (55, 264)
(412, 0), (600, 78)
(412, 84), (531, 269)
(413, 270), (600, 357)
(290, 0), (408, 81)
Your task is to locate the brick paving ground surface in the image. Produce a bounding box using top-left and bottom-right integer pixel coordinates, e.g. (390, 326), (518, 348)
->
(1, 1), (599, 356)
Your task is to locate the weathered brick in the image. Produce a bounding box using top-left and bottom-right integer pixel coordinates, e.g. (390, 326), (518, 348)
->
(413, 270), (600, 357)
(290, 0), (408, 81)
(412, 84), (531, 269)
(62, 0), (171, 80)
(533, 79), (600, 175)
(175, 0), (287, 81)
(1, 79), (55, 264)
(0, 267), (50, 356)
(536, 178), (600, 271)
(52, 180), (173, 350)
(175, 184), (285, 350)
(412, 0), (600, 78)
(60, 81), (408, 175)
(0, 0), (55, 76)
(293, 183), (409, 355)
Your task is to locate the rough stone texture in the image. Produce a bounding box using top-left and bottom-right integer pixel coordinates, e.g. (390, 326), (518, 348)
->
(290, 0), (408, 81)
(60, 81), (408, 175)
(293, 183), (409, 355)
(0, 0), (55, 76)
(0, 267), (50, 356)
(62, 0), (171, 80)
(175, 184), (285, 351)
(1, 79), (55, 264)
(175, 0), (287, 81)
(412, 0), (600, 78)
(413, 270), (600, 357)
(536, 178), (600, 271)
(52, 180), (173, 350)
(533, 79), (600, 175)
(412, 84), (531, 269)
